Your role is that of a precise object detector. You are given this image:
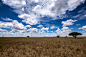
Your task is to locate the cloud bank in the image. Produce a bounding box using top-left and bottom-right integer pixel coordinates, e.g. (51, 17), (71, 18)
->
(2, 0), (85, 25)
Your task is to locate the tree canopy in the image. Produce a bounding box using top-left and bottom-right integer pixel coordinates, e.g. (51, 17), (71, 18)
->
(69, 32), (82, 39)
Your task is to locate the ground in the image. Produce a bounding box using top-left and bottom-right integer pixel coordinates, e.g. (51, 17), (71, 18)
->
(0, 37), (86, 57)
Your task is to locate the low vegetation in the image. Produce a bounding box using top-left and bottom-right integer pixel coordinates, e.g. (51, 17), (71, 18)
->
(27, 36), (29, 38)
(57, 35), (60, 38)
(0, 37), (86, 57)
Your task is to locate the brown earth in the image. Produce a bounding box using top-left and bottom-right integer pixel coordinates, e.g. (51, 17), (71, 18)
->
(0, 37), (86, 57)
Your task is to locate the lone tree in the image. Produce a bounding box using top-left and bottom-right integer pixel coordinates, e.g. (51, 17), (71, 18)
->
(65, 35), (67, 38)
(69, 32), (82, 39)
(57, 35), (60, 38)
(27, 36), (29, 38)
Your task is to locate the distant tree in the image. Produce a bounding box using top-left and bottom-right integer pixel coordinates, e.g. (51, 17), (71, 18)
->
(65, 36), (67, 38)
(57, 35), (60, 38)
(69, 32), (82, 39)
(27, 36), (29, 38)
(2, 36), (4, 37)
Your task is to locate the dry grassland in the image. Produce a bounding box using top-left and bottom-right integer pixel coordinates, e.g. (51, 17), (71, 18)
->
(0, 37), (86, 57)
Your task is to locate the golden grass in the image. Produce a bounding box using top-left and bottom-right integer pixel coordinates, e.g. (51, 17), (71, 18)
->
(0, 37), (86, 57)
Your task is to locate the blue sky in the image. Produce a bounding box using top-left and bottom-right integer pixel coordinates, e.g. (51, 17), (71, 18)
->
(0, 0), (86, 37)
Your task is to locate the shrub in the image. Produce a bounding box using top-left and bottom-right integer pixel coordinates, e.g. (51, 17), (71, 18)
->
(65, 36), (67, 38)
(27, 36), (29, 38)
(57, 35), (60, 38)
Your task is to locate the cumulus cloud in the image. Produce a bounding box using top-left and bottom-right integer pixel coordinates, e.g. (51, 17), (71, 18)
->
(0, 20), (26, 32)
(62, 19), (77, 27)
(0, 21), (13, 28)
(32, 4), (55, 17)
(56, 27), (71, 35)
(2, 0), (26, 8)
(41, 27), (49, 31)
(1, 17), (12, 21)
(18, 13), (38, 25)
(40, 31), (45, 34)
(25, 25), (31, 28)
(50, 26), (58, 29)
(37, 25), (43, 27)
(27, 28), (38, 33)
(12, 20), (26, 31)
(62, 27), (71, 33)
(52, 0), (85, 14)
(84, 15), (86, 17)
(68, 0), (85, 11)
(56, 28), (62, 34)
(79, 25), (86, 31)
(2, 0), (85, 23)
(0, 29), (6, 32)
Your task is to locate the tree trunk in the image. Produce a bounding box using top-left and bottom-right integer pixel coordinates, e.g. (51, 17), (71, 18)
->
(73, 35), (76, 39)
(75, 36), (76, 39)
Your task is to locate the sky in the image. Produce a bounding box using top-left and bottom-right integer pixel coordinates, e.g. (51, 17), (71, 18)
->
(0, 0), (86, 37)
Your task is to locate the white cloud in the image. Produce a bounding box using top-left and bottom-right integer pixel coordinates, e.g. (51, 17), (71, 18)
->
(0, 20), (26, 32)
(50, 26), (58, 29)
(1, 17), (12, 21)
(56, 28), (63, 34)
(32, 4), (55, 17)
(52, 0), (85, 15)
(25, 25), (31, 28)
(0, 21), (13, 28)
(18, 13), (38, 25)
(41, 27), (49, 31)
(27, 28), (38, 33)
(79, 25), (86, 31)
(52, 0), (68, 15)
(40, 31), (45, 34)
(12, 20), (26, 30)
(37, 25), (43, 27)
(62, 19), (77, 27)
(0, 29), (6, 32)
(68, 0), (85, 11)
(31, 0), (39, 3)
(2, 0), (85, 23)
(62, 27), (70, 30)
(62, 27), (71, 33)
(22, 8), (24, 11)
(2, 0), (26, 8)
(50, 31), (53, 32)
(56, 27), (71, 35)
(84, 15), (86, 17)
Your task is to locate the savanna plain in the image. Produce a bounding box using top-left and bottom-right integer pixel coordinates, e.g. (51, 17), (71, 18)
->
(0, 37), (86, 57)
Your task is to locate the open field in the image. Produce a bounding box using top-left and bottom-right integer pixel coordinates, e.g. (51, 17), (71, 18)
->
(0, 37), (86, 57)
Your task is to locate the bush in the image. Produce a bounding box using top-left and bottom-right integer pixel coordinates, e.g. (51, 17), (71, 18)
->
(65, 36), (67, 38)
(57, 35), (60, 38)
(27, 36), (29, 38)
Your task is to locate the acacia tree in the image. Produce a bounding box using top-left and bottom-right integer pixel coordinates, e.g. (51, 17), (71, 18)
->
(69, 32), (82, 39)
